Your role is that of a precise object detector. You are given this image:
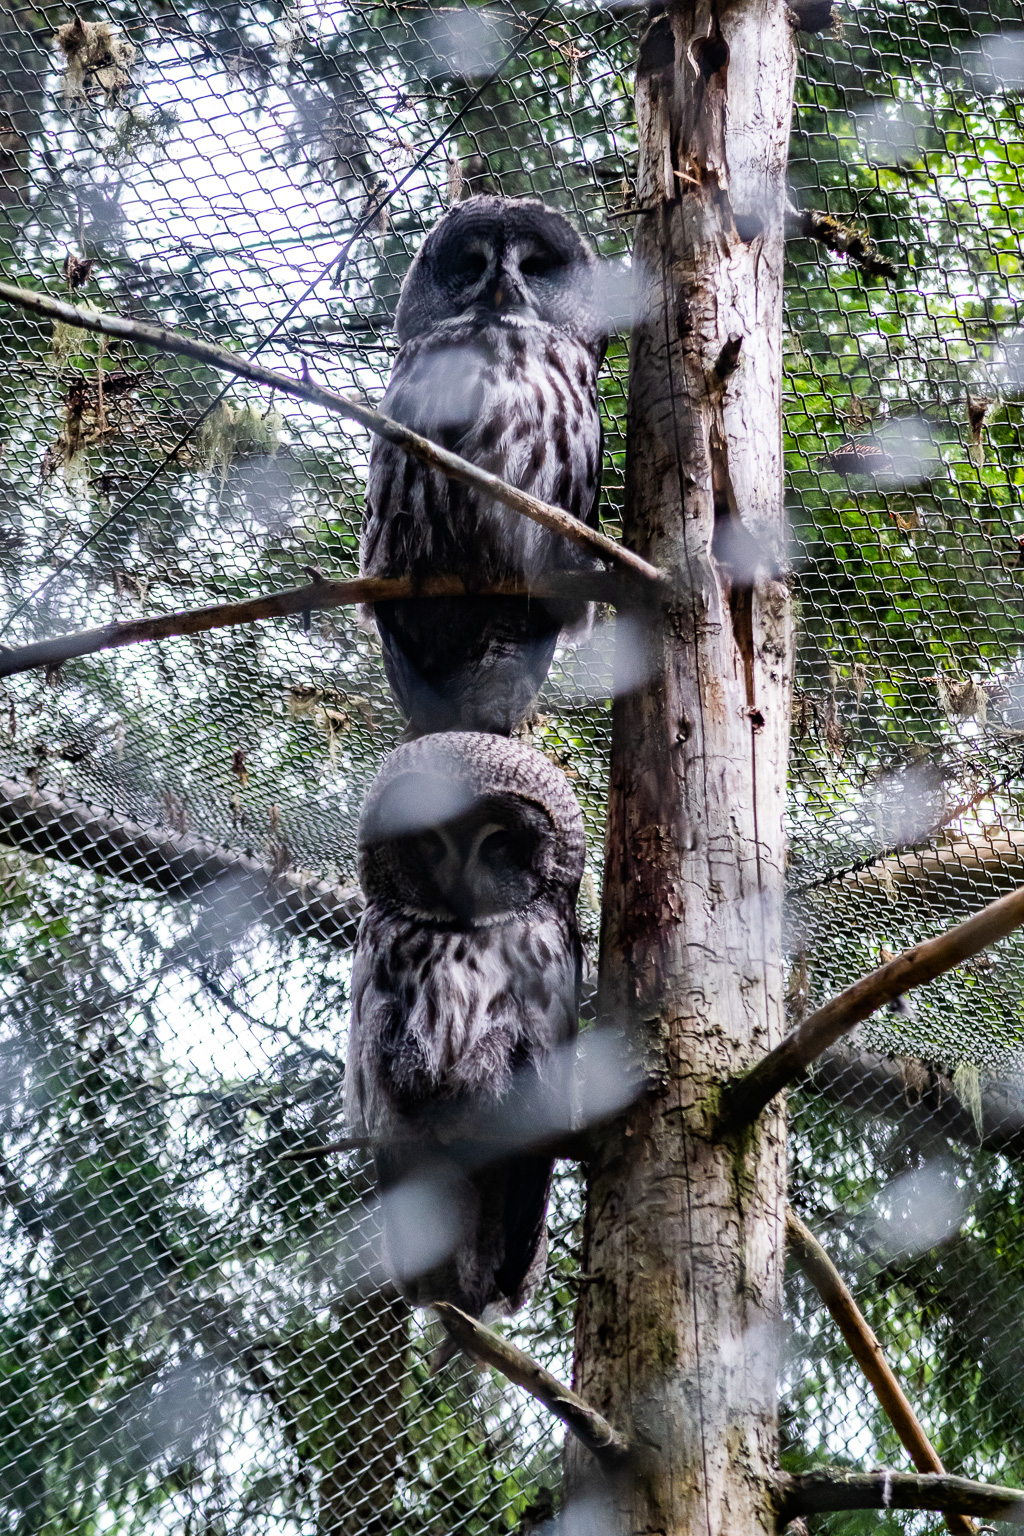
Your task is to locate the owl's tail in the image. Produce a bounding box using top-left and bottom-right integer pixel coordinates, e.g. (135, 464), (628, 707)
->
(376, 1137), (555, 1364)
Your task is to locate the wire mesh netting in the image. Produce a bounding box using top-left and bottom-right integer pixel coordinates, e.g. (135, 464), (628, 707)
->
(2, 0), (1024, 1531)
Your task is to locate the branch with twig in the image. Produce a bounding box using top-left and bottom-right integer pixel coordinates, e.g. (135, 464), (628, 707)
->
(0, 280), (666, 591)
(786, 203), (899, 278)
(778, 1470), (1024, 1524)
(431, 1302), (629, 1469)
(0, 570), (627, 680)
(715, 882), (1024, 1135)
(786, 1209), (974, 1536)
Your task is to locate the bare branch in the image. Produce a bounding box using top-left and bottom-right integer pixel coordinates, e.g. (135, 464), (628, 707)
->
(786, 1209), (974, 1536)
(0, 774), (362, 947)
(432, 1302), (630, 1469)
(809, 1043), (1024, 1162)
(0, 571), (624, 680)
(716, 883), (1024, 1135)
(778, 1470), (1024, 1525)
(0, 281), (667, 591)
(795, 827), (1024, 914)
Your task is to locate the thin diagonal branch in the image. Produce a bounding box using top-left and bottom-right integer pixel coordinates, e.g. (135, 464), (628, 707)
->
(778, 1470), (1024, 1524)
(786, 1209), (974, 1536)
(432, 1302), (630, 1469)
(0, 281), (666, 590)
(0, 571), (626, 680)
(715, 882), (1024, 1135)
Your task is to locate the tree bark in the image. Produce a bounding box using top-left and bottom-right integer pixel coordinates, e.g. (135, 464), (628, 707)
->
(314, 1289), (409, 1536)
(567, 3), (797, 1532)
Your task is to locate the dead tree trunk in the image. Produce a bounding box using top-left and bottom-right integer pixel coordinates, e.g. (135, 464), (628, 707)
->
(568, 3), (797, 1532)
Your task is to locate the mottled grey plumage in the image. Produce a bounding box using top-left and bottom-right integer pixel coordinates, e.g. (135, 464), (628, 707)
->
(362, 195), (606, 736)
(346, 732), (585, 1320)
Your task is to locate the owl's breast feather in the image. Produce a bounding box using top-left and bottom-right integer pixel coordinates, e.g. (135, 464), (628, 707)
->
(347, 902), (581, 1127)
(363, 318), (602, 583)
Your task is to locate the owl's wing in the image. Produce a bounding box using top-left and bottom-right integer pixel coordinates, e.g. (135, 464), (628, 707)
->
(490, 1151), (555, 1311)
(585, 415), (604, 533)
(345, 912), (397, 1138)
(378, 333), (489, 453)
(363, 326), (603, 578)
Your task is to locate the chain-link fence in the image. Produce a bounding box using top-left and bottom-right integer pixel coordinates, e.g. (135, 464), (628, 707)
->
(2, 0), (1024, 1530)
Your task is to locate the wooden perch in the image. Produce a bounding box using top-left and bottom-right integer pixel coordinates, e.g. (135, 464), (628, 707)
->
(786, 1209), (974, 1536)
(778, 1470), (1024, 1525)
(278, 1129), (586, 1163)
(432, 1302), (630, 1470)
(716, 881), (1024, 1135)
(0, 571), (623, 680)
(282, 1047), (1024, 1166)
(0, 774), (362, 946)
(0, 280), (666, 591)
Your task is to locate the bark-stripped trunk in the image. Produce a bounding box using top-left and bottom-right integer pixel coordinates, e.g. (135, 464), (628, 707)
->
(315, 1288), (409, 1536)
(568, 3), (797, 1532)
(0, 8), (44, 213)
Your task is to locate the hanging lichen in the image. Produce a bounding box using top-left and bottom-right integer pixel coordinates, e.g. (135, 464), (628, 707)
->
(110, 106), (179, 164)
(952, 1060), (984, 1139)
(52, 318), (92, 368)
(198, 402), (283, 478)
(54, 17), (137, 109)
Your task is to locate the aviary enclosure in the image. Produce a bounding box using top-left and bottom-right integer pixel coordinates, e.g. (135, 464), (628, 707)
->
(2, 0), (1024, 1532)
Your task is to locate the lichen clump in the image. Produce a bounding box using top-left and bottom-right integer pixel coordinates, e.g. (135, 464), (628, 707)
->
(55, 17), (136, 108)
(199, 402), (283, 478)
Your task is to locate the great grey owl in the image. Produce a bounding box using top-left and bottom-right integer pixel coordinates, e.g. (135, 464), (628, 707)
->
(345, 731), (585, 1321)
(361, 194), (607, 736)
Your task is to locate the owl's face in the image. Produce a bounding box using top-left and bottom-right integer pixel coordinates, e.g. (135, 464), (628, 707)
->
(366, 777), (550, 924)
(359, 733), (586, 928)
(394, 195), (604, 351)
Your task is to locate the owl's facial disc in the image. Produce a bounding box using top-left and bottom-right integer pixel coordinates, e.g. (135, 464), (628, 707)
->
(410, 805), (546, 923)
(439, 227), (575, 325)
(366, 781), (550, 924)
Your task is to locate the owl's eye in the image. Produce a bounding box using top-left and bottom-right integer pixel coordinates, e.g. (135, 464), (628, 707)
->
(417, 830), (447, 866)
(477, 828), (517, 872)
(520, 251), (562, 279)
(451, 249), (488, 283)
